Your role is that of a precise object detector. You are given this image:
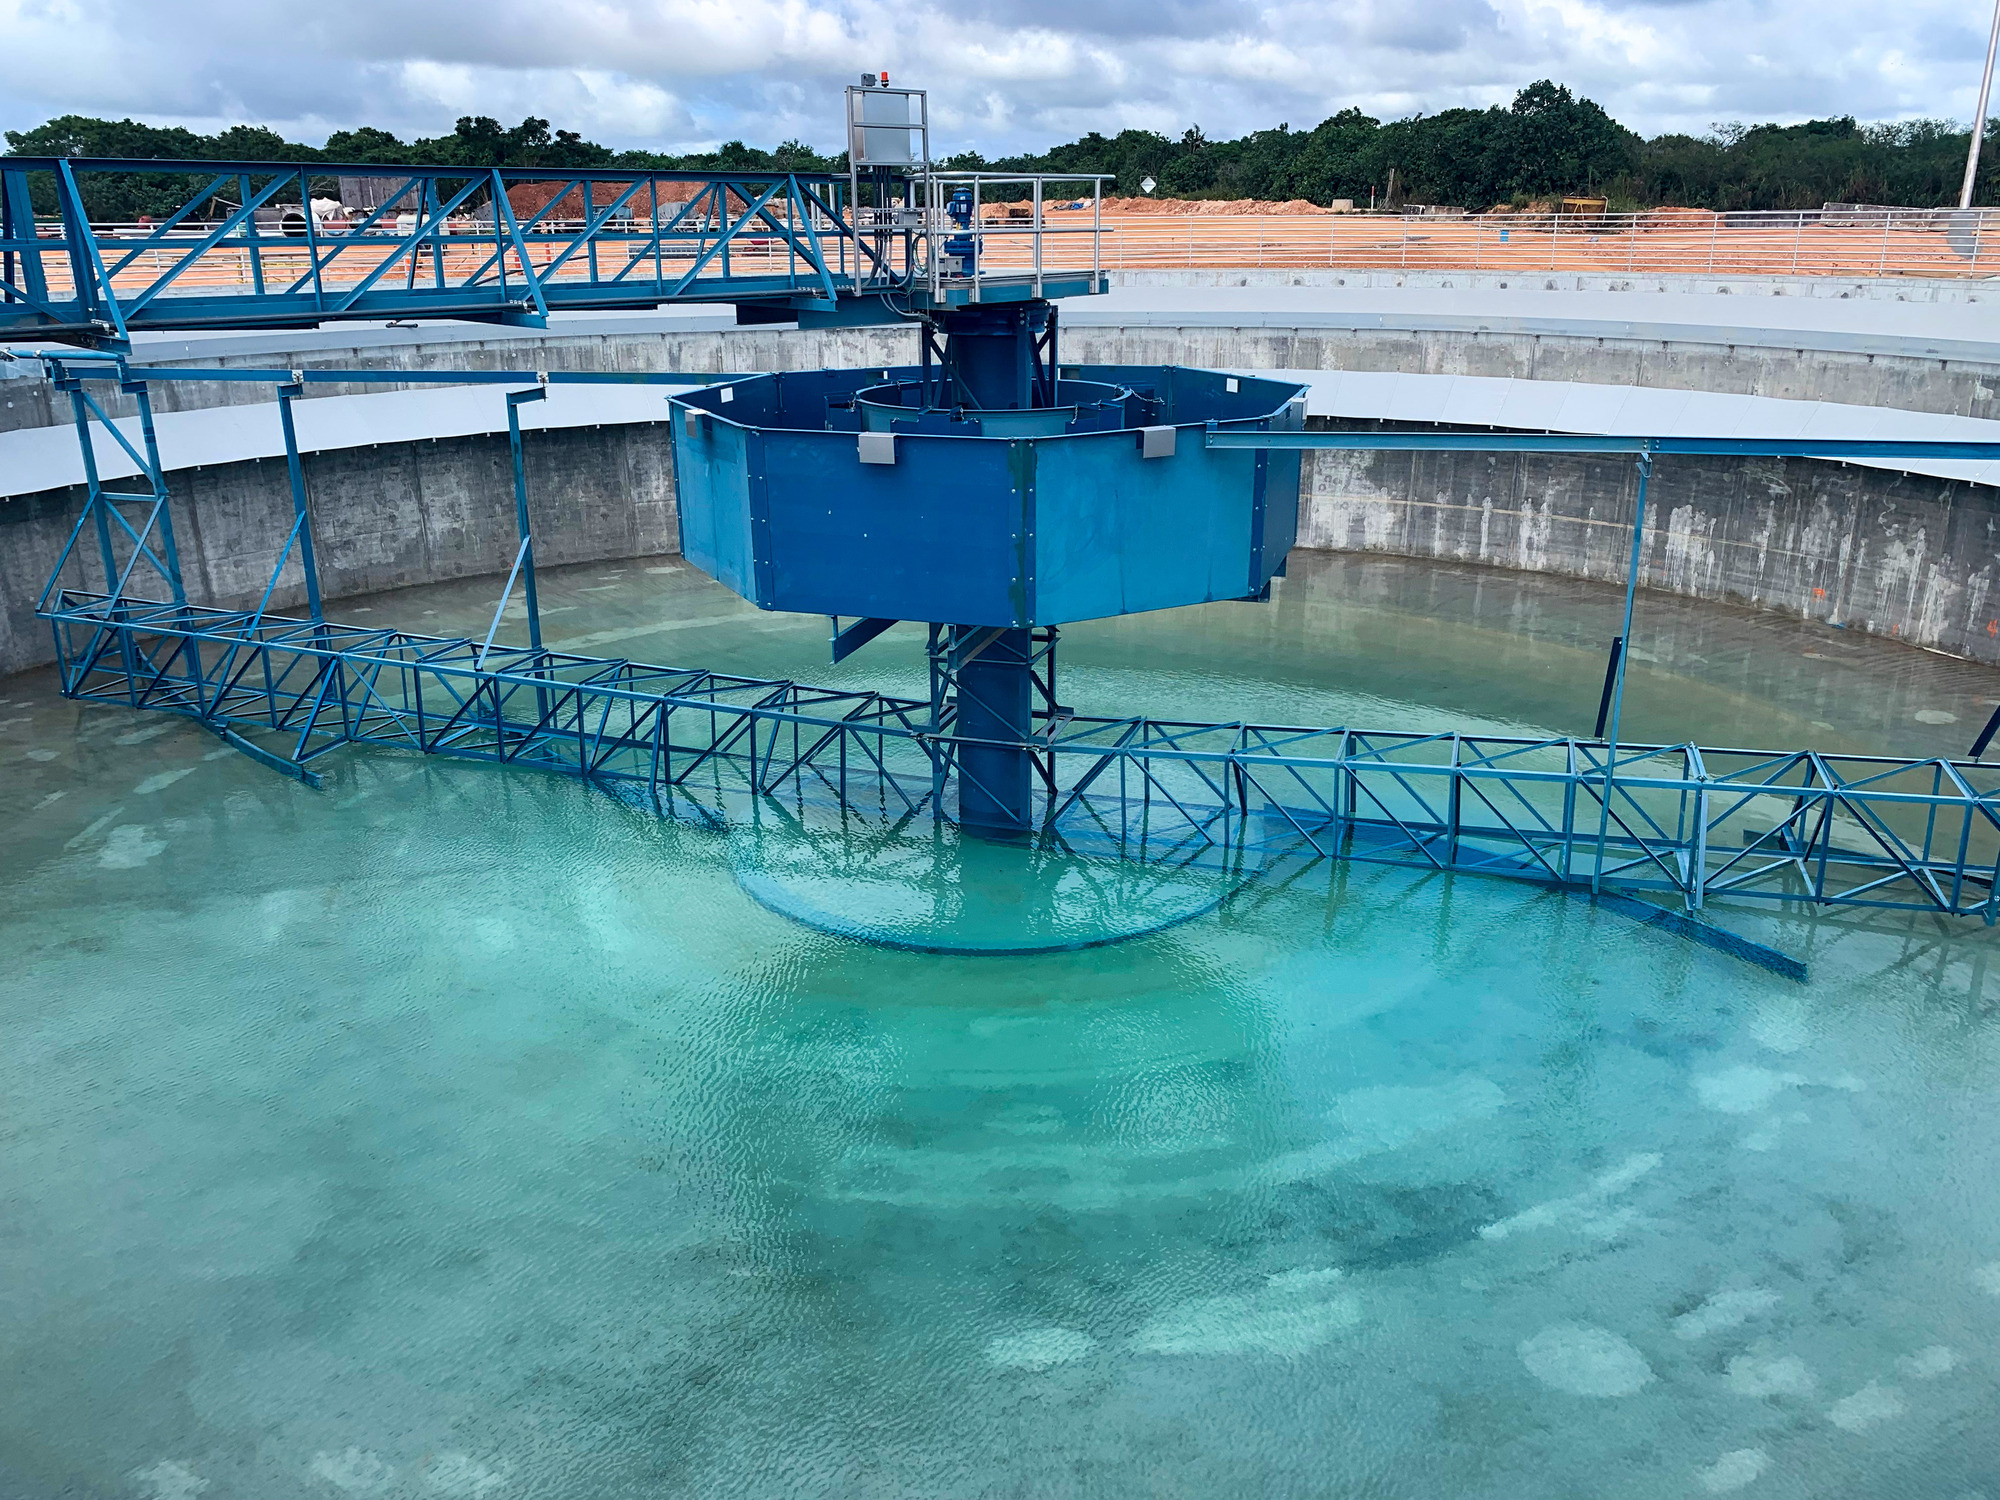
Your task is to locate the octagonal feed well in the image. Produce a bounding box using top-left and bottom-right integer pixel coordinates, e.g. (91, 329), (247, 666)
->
(668, 365), (1309, 628)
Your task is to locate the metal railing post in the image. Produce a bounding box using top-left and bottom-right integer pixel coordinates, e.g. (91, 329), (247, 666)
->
(299, 168), (327, 314)
(1592, 448), (1653, 894)
(1092, 179), (1102, 282)
(429, 179), (447, 290)
(1032, 178), (1043, 297)
(1691, 779), (1709, 910)
(239, 173), (266, 297)
(67, 385), (120, 597)
(125, 378), (186, 608)
(507, 387), (547, 655)
(276, 381), (324, 624)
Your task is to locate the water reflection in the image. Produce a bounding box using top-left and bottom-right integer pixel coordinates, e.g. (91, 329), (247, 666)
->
(4, 553), (2000, 1496)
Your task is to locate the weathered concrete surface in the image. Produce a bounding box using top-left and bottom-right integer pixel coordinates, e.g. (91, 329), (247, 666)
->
(12, 301), (2000, 677)
(1066, 325), (2000, 424)
(10, 274), (2000, 439)
(1301, 419), (2000, 665)
(0, 325), (911, 435)
(1, 421), (675, 678)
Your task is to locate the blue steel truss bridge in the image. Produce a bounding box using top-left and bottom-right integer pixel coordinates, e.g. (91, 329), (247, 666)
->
(0, 152), (1108, 347)
(28, 354), (2000, 938)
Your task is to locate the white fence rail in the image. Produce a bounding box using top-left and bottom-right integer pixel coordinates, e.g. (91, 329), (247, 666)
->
(983, 206), (2000, 281)
(35, 204), (2000, 303)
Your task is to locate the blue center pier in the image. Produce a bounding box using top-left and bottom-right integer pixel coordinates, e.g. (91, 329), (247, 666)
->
(670, 356), (1305, 831)
(654, 83), (1309, 834)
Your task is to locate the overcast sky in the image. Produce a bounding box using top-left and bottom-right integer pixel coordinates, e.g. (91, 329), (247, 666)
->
(3, 0), (1996, 155)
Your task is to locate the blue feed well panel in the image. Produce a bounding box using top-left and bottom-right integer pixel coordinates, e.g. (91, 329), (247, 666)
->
(757, 432), (1030, 625)
(1033, 435), (1261, 621)
(669, 367), (1308, 628)
(1254, 397), (1307, 585)
(674, 415), (758, 603)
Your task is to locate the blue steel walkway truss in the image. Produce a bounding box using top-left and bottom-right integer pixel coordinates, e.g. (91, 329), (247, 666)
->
(1, 158), (919, 346)
(29, 355), (2000, 927)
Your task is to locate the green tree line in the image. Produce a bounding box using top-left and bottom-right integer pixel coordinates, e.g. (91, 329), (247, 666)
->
(8, 82), (2000, 221)
(1, 113), (846, 220)
(970, 84), (2000, 211)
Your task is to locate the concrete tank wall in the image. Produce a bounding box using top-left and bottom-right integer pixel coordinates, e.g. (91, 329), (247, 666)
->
(1, 421), (677, 678)
(13, 307), (2000, 678)
(1065, 326), (2000, 425)
(11, 285), (2000, 437)
(0, 325), (912, 435)
(14, 408), (2000, 678)
(1300, 424), (2000, 665)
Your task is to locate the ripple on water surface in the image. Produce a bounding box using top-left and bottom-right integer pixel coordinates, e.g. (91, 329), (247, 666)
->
(3, 555), (2000, 1497)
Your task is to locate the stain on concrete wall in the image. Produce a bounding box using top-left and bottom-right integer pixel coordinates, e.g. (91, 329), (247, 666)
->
(1, 422), (677, 677)
(1300, 424), (2000, 664)
(14, 309), (2000, 677)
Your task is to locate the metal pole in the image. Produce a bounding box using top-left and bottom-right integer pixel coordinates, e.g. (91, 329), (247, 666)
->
(1592, 449), (1652, 895)
(67, 386), (120, 596)
(1965, 0), (2000, 210)
(240, 173), (265, 297)
(64, 384), (140, 701)
(126, 379), (187, 607)
(1092, 178), (1101, 283)
(1592, 637), (1626, 739)
(1032, 177), (1043, 298)
(506, 388), (546, 653)
(276, 383), (324, 623)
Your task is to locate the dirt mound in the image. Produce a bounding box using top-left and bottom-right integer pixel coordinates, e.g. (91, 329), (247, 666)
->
(1637, 206), (1720, 231)
(506, 179), (703, 221)
(1063, 195), (1334, 216)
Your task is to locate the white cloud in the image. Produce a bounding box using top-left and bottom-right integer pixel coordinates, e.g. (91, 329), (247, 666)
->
(2, 0), (1997, 153)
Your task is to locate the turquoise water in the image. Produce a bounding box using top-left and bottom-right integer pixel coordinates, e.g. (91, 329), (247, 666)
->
(5, 555), (2000, 1497)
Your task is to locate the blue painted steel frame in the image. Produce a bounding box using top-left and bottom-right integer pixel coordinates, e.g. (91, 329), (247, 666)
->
(40, 584), (2000, 923)
(30, 353), (2000, 926)
(1205, 429), (2000, 462)
(670, 366), (1308, 627)
(2, 158), (896, 345)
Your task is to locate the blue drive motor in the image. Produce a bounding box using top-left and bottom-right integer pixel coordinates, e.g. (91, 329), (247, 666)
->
(943, 185), (977, 276)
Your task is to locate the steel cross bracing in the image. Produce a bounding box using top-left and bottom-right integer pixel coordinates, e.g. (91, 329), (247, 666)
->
(1, 158), (906, 346)
(30, 354), (2000, 923)
(1, 157), (1113, 347)
(40, 585), (2000, 919)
